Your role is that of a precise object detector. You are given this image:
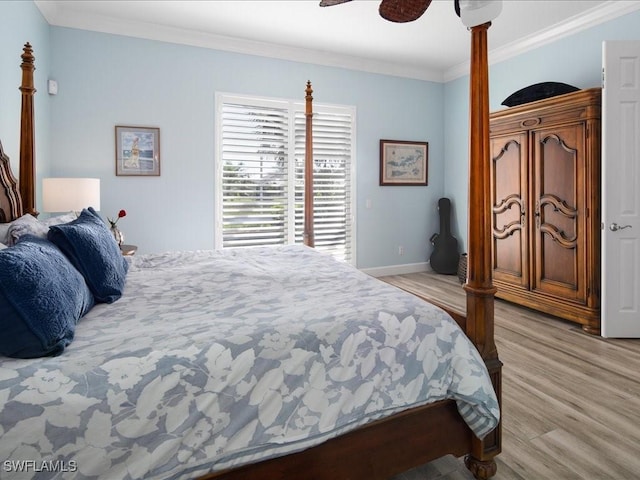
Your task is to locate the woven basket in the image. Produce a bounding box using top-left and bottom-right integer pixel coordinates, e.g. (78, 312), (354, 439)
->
(457, 253), (467, 285)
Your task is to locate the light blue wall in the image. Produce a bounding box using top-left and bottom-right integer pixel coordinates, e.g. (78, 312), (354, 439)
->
(0, 0), (51, 207)
(3, 2), (640, 268)
(444, 9), (640, 251)
(47, 27), (445, 267)
(0, 1), (446, 268)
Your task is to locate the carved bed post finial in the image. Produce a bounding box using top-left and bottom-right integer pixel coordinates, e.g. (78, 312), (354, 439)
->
(304, 81), (315, 247)
(19, 42), (38, 217)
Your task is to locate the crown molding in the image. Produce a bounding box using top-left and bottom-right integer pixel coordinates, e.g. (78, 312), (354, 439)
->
(34, 1), (444, 83)
(36, 0), (640, 85)
(444, 0), (640, 82)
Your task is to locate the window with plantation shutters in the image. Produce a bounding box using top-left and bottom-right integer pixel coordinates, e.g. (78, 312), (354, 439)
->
(215, 93), (355, 264)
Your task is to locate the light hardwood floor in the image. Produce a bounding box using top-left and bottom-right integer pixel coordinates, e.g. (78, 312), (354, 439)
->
(379, 271), (640, 480)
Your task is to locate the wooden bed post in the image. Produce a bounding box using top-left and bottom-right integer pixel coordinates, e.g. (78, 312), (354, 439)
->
(303, 81), (315, 247)
(463, 22), (502, 479)
(19, 42), (37, 217)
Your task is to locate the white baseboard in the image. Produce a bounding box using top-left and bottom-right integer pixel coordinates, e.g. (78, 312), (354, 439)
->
(361, 261), (429, 278)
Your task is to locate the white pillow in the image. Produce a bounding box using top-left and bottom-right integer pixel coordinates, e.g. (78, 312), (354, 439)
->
(0, 242), (7, 250)
(0, 223), (9, 244)
(5, 212), (77, 246)
(42, 212), (77, 227)
(4, 214), (42, 246)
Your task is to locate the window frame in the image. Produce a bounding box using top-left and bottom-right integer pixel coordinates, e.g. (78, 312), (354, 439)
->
(214, 92), (357, 264)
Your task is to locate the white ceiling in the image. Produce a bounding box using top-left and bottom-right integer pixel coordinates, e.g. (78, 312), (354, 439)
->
(35, 0), (640, 82)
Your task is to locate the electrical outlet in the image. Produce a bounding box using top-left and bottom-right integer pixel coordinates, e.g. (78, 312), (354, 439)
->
(398, 246), (404, 256)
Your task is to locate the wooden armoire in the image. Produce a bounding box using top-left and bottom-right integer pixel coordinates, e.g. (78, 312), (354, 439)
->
(489, 88), (601, 334)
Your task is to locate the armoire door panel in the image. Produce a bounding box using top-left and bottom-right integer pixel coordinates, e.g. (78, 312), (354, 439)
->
(531, 125), (587, 303)
(491, 134), (528, 289)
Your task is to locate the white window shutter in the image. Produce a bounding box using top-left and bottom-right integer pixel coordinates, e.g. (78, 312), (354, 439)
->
(217, 95), (355, 263)
(220, 103), (289, 248)
(294, 109), (353, 262)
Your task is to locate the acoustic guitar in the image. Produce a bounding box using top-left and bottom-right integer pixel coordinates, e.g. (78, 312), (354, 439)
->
(429, 197), (460, 274)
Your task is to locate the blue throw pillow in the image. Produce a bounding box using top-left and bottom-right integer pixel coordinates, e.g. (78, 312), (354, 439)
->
(0, 236), (94, 358)
(48, 207), (129, 303)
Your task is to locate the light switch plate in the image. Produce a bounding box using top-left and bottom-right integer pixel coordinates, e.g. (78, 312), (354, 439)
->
(48, 79), (58, 95)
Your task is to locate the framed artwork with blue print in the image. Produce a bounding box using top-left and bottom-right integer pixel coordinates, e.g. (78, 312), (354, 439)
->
(379, 139), (428, 186)
(115, 125), (160, 176)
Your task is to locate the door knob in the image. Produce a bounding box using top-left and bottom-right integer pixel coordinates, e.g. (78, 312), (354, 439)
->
(610, 222), (632, 231)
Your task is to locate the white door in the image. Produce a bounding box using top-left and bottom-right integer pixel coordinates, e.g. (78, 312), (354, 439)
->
(601, 41), (640, 337)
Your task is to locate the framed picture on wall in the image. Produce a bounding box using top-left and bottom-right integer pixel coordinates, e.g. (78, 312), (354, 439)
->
(379, 139), (428, 186)
(115, 126), (160, 176)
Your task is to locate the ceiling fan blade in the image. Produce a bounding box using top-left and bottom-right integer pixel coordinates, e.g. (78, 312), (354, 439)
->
(379, 0), (432, 23)
(319, 0), (352, 6)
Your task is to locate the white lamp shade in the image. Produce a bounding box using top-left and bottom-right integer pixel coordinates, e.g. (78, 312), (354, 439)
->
(42, 178), (101, 212)
(459, 0), (502, 27)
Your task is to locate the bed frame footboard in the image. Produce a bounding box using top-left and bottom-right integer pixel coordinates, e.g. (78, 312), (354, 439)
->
(205, 400), (471, 480)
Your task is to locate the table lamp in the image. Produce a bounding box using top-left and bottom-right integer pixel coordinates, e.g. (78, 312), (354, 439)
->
(42, 178), (101, 214)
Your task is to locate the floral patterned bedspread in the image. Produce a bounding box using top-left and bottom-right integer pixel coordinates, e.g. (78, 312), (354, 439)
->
(0, 245), (499, 479)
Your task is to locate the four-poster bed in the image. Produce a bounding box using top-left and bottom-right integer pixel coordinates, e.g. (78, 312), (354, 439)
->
(0, 22), (501, 480)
